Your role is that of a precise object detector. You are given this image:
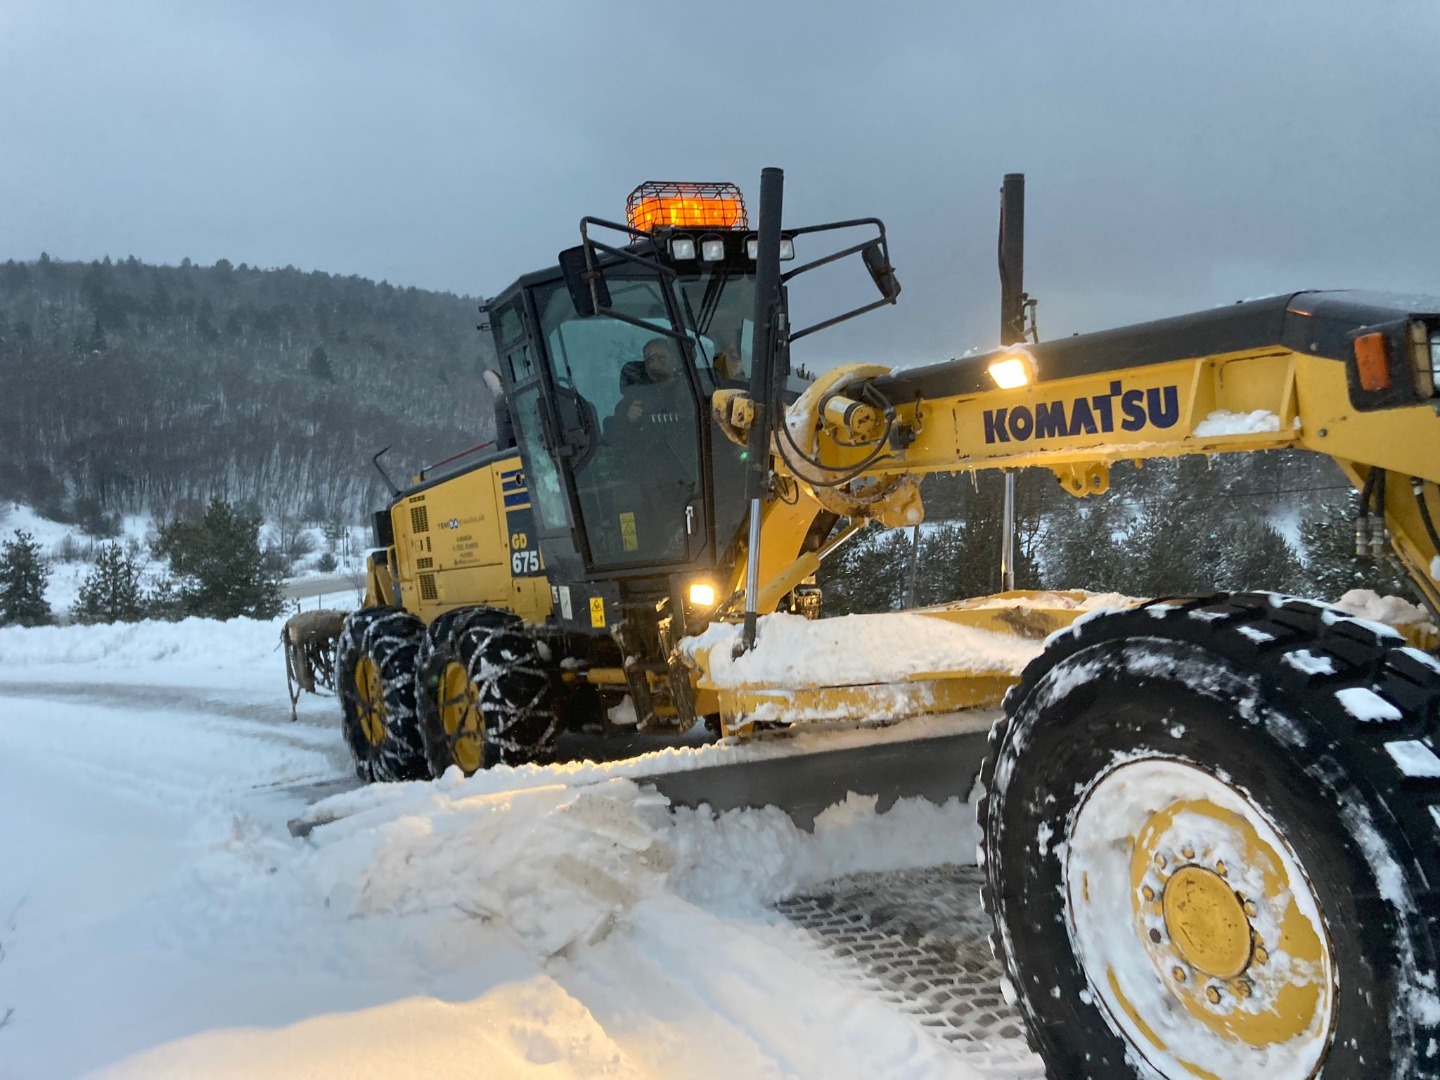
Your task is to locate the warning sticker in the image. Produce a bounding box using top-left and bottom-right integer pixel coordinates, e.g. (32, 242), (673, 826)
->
(589, 596), (606, 628)
(619, 512), (638, 552)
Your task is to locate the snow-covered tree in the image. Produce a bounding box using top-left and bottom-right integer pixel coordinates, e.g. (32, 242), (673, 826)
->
(153, 500), (284, 620)
(0, 529), (51, 626)
(72, 542), (144, 623)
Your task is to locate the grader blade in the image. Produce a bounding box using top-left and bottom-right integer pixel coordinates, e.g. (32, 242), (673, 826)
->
(682, 592), (1134, 737)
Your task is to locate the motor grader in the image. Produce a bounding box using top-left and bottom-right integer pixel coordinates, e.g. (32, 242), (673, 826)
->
(287, 169), (1440, 1077)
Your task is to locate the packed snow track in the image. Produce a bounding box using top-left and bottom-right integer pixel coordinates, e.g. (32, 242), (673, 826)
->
(778, 866), (1042, 1077)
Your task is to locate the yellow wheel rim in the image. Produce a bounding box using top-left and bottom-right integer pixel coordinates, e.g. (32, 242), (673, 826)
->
(438, 660), (484, 774)
(354, 654), (387, 747)
(1067, 759), (1335, 1079)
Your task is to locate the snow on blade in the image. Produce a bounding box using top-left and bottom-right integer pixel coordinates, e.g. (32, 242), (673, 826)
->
(682, 611), (1040, 689)
(1192, 409), (1281, 436)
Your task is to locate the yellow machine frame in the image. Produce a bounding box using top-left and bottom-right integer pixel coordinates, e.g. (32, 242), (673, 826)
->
(689, 335), (1440, 732)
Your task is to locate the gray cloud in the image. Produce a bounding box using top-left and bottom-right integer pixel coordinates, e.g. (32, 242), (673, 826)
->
(2, 0), (1436, 367)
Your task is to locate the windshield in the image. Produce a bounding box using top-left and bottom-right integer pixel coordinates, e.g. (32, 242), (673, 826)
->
(673, 270), (756, 386)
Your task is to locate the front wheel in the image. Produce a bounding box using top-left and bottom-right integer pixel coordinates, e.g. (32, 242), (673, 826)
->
(980, 593), (1440, 1078)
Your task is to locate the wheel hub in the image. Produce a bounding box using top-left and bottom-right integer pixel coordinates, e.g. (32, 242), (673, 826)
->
(439, 660), (483, 774)
(1067, 758), (1336, 1079)
(1161, 865), (1251, 979)
(354, 654), (387, 747)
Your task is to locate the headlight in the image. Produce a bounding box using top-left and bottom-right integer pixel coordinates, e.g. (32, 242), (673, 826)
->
(744, 236), (795, 261)
(987, 348), (1037, 389)
(687, 581), (717, 607)
(670, 236), (697, 261)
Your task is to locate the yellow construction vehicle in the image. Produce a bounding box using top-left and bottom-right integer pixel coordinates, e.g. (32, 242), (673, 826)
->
(292, 170), (1440, 1077)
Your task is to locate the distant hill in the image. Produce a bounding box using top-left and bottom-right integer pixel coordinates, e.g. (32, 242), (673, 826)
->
(0, 254), (500, 524)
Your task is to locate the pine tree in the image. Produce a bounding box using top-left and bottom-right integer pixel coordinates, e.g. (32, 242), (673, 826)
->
(308, 345), (335, 383)
(819, 526), (912, 615)
(0, 529), (52, 626)
(1300, 498), (1416, 603)
(72, 543), (144, 623)
(1042, 502), (1129, 593)
(1218, 520), (1307, 594)
(153, 500), (284, 619)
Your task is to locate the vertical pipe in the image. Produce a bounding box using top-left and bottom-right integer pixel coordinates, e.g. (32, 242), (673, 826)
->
(905, 523), (921, 608)
(739, 167), (785, 654)
(1000, 475), (1015, 591)
(998, 174), (1025, 592)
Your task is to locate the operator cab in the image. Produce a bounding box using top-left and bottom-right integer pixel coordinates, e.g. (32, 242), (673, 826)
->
(484, 179), (899, 643)
(484, 184), (777, 600)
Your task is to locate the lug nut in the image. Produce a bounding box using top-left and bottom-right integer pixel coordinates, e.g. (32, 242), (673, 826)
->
(1233, 979), (1253, 999)
(1182, 845), (1195, 860)
(1142, 885), (1156, 902)
(1215, 861), (1227, 877)
(1156, 853), (1167, 869)
(1172, 966), (1187, 983)
(1243, 900), (1258, 918)
(1149, 928), (1162, 943)
(1206, 986), (1221, 1005)
(1254, 946), (1269, 965)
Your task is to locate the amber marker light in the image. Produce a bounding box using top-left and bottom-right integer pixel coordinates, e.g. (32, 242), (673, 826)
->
(987, 347), (1037, 390)
(1353, 332), (1392, 392)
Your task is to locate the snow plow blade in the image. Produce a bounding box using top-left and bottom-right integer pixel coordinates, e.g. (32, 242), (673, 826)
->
(634, 721), (994, 830)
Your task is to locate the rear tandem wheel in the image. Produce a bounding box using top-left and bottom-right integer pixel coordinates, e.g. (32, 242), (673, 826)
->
(415, 605), (559, 776)
(335, 606), (429, 782)
(979, 593), (1440, 1079)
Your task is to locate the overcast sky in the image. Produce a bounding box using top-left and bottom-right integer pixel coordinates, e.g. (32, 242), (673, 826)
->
(2, 1), (1437, 366)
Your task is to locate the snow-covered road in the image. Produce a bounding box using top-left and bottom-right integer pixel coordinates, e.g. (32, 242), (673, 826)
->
(0, 615), (1040, 1079)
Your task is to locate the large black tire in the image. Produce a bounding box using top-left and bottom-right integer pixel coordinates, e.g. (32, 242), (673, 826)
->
(336, 606), (428, 782)
(979, 593), (1440, 1079)
(415, 605), (558, 776)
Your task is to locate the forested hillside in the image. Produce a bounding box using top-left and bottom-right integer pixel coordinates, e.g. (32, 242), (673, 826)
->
(0, 255), (498, 523)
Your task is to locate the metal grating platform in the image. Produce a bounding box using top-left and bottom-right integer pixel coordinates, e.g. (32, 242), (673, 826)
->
(777, 864), (1044, 1077)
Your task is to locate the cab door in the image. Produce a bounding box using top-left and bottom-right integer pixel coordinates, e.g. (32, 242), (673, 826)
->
(530, 276), (708, 573)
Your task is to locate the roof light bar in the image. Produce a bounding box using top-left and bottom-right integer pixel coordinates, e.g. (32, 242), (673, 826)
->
(626, 181), (747, 233)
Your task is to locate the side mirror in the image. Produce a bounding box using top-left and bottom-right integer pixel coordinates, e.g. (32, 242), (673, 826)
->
(559, 245), (611, 317)
(862, 241), (901, 302)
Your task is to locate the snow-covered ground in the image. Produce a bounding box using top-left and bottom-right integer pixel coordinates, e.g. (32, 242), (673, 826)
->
(0, 614), (1025, 1079)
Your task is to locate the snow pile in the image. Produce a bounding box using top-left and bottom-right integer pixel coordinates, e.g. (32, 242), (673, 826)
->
(304, 778), (676, 958)
(1192, 409), (1281, 436)
(1, 607), (1001, 1078)
(0, 614), (289, 688)
(1333, 589), (1434, 629)
(682, 611), (1040, 689)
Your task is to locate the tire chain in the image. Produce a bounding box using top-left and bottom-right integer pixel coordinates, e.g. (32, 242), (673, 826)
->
(418, 605), (558, 768)
(977, 591), (1440, 1069)
(336, 606), (428, 782)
